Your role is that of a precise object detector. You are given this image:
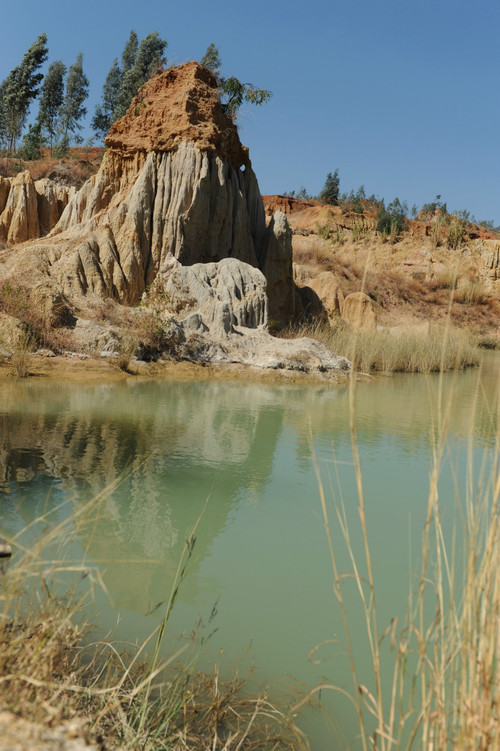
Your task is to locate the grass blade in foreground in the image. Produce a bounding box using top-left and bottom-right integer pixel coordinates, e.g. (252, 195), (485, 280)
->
(309, 356), (500, 749)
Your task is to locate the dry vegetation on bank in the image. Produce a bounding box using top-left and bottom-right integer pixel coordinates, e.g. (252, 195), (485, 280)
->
(280, 319), (478, 374)
(0, 148), (104, 188)
(292, 234), (500, 342)
(0, 496), (306, 751)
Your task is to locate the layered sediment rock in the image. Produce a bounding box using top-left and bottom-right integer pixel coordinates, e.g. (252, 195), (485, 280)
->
(3, 63), (293, 321)
(0, 62), (350, 374)
(140, 257), (349, 372)
(0, 171), (73, 244)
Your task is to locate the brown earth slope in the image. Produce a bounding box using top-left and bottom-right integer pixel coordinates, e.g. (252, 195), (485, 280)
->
(263, 196), (500, 342)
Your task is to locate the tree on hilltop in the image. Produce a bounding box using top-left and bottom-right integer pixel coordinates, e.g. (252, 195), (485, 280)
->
(200, 43), (272, 116)
(59, 53), (89, 144)
(92, 59), (122, 140)
(0, 33), (48, 152)
(37, 60), (66, 154)
(200, 43), (222, 77)
(319, 169), (340, 205)
(121, 30), (138, 75)
(91, 30), (139, 140)
(376, 196), (408, 236)
(92, 30), (167, 139)
(112, 32), (167, 121)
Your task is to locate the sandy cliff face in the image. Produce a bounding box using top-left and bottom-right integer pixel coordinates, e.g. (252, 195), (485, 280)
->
(50, 63), (287, 315)
(52, 144), (266, 304)
(0, 172), (73, 244)
(261, 196), (500, 336)
(1, 62), (293, 323)
(0, 62), (350, 374)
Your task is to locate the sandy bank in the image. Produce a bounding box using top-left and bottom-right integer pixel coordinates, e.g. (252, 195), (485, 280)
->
(0, 352), (357, 386)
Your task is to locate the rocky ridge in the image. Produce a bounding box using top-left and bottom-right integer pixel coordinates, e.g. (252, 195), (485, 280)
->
(262, 196), (500, 337)
(0, 172), (74, 244)
(0, 64), (349, 376)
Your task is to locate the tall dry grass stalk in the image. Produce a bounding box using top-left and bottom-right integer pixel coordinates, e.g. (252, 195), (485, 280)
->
(0, 482), (306, 750)
(303, 348), (500, 749)
(280, 318), (478, 374)
(10, 331), (34, 377)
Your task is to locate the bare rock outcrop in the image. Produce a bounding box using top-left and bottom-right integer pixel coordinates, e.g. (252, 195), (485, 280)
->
(0, 63), (349, 375)
(342, 291), (377, 331)
(163, 257), (268, 335)
(0, 63), (292, 323)
(0, 177), (10, 214)
(136, 257), (349, 373)
(294, 266), (344, 320)
(476, 239), (500, 280)
(52, 143), (266, 304)
(0, 171), (39, 244)
(263, 212), (295, 322)
(0, 172), (73, 244)
(35, 178), (75, 235)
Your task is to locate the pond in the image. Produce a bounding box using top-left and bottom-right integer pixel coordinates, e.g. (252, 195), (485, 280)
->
(0, 352), (498, 749)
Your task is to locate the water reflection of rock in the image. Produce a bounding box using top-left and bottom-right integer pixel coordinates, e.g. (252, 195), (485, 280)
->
(0, 380), (289, 612)
(0, 357), (498, 613)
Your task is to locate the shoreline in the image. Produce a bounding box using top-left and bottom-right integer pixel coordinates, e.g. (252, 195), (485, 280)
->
(0, 352), (357, 386)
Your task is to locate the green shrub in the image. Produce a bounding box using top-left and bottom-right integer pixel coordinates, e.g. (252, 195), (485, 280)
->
(421, 193), (447, 217)
(376, 197), (408, 238)
(319, 169), (340, 205)
(17, 123), (44, 161)
(53, 135), (70, 158)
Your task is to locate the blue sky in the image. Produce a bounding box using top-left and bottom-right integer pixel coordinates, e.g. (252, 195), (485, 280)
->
(1, 0), (499, 223)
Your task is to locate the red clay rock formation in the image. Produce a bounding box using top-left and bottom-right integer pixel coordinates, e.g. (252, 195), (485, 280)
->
(30, 62), (294, 321)
(105, 62), (249, 168)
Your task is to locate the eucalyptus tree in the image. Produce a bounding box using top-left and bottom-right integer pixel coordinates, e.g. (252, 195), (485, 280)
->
(319, 170), (340, 205)
(92, 30), (166, 140)
(200, 42), (272, 116)
(37, 60), (66, 154)
(113, 32), (167, 120)
(121, 30), (138, 75)
(91, 59), (121, 140)
(59, 53), (89, 144)
(0, 33), (48, 152)
(200, 43), (222, 77)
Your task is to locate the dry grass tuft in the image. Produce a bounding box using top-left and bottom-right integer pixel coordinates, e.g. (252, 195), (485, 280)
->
(280, 318), (478, 373)
(114, 334), (138, 372)
(10, 331), (34, 377)
(0, 281), (76, 355)
(0, 492), (306, 751)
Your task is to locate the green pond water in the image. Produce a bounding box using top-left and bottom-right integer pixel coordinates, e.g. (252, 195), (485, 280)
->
(0, 352), (499, 749)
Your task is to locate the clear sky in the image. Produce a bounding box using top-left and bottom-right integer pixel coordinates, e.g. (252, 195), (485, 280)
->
(1, 0), (498, 224)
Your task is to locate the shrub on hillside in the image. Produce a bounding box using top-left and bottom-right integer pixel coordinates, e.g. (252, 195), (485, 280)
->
(319, 169), (340, 205)
(376, 197), (408, 238)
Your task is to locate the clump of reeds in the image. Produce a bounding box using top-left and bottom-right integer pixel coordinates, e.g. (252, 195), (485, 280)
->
(10, 330), (34, 377)
(280, 318), (478, 373)
(115, 333), (138, 372)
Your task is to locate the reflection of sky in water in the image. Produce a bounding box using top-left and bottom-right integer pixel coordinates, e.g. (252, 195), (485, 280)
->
(0, 352), (498, 750)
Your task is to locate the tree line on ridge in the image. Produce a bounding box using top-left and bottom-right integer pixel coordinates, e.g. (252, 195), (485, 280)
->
(0, 33), (271, 159)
